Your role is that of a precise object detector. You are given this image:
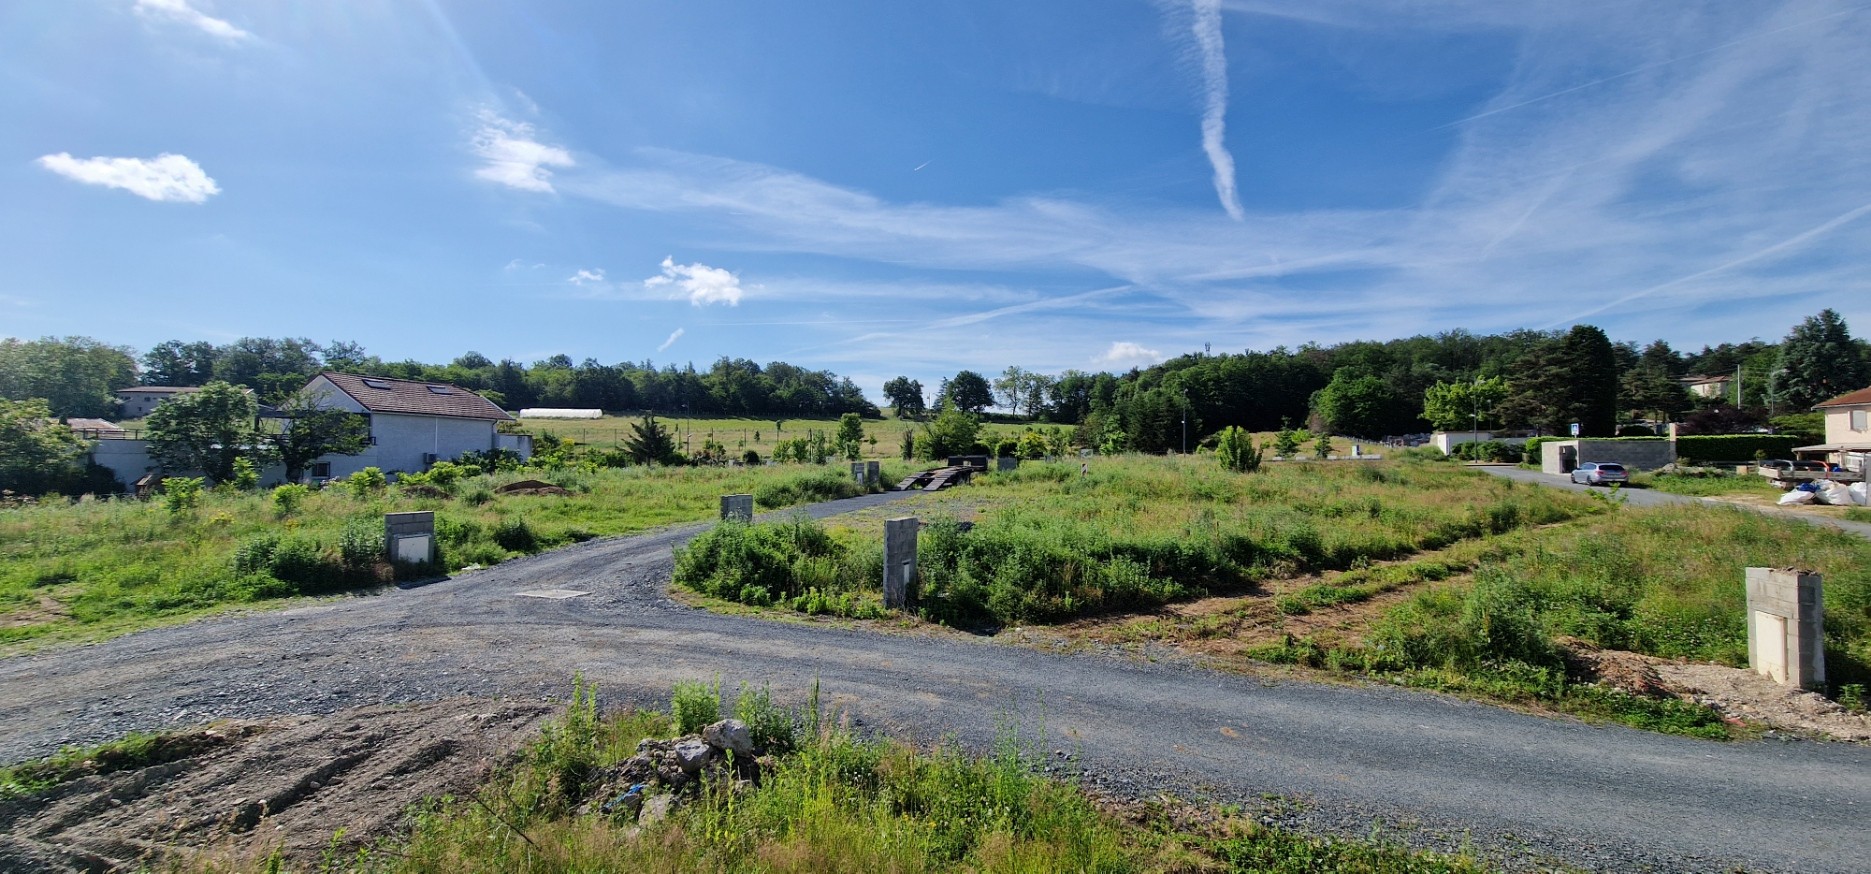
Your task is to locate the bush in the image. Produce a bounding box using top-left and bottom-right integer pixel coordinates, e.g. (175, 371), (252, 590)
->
(734, 683), (796, 752)
(741, 449), (761, 465)
(671, 678), (720, 735)
(674, 518), (840, 603)
(270, 483), (311, 516)
(160, 477), (204, 514)
(344, 467), (387, 499)
(339, 516), (381, 575)
(493, 516), (539, 552)
(752, 470), (862, 509)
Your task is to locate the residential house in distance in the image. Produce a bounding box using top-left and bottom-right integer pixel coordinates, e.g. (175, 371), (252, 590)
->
(298, 372), (530, 480)
(1799, 386), (1871, 476)
(115, 385), (203, 418)
(1678, 374), (1733, 401)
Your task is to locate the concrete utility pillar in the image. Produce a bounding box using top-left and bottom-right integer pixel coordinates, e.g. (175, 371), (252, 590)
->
(384, 511), (435, 565)
(850, 462), (867, 486)
(1746, 567), (1825, 689)
(865, 461), (880, 488)
(883, 517), (919, 609)
(720, 494), (753, 523)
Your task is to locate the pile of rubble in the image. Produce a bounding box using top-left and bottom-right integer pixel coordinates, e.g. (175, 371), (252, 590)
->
(578, 719), (768, 826)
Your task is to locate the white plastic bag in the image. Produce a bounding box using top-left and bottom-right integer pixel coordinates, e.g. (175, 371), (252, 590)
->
(1816, 483), (1852, 506)
(1778, 489), (1815, 506)
(1850, 481), (1869, 506)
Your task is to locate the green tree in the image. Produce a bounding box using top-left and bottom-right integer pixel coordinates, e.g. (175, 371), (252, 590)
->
(922, 409), (981, 458)
(1313, 433), (1335, 459)
(1500, 326), (1619, 436)
(882, 376), (926, 420)
(1311, 370), (1402, 439)
(145, 381), (268, 484)
(1215, 426), (1263, 472)
(268, 391), (371, 483)
(1273, 427), (1304, 458)
(1619, 365), (1690, 423)
(993, 366), (1041, 417)
(0, 398), (93, 494)
(140, 339), (219, 386)
(1421, 377), (1509, 432)
(835, 412), (865, 461)
(941, 370), (995, 414)
(624, 414), (678, 465)
(1768, 309), (1867, 412)
(0, 336), (139, 418)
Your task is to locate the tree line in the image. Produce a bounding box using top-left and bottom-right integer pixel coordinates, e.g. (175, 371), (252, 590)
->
(880, 310), (1868, 450)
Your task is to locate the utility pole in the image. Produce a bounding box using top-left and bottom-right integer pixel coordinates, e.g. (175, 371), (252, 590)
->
(1181, 392), (1189, 454)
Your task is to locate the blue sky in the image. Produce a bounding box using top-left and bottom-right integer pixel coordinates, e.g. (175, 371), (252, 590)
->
(4, 1), (1868, 398)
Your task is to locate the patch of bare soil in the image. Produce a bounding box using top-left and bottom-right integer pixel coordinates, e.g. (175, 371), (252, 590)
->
(0, 698), (550, 874)
(1560, 639), (1870, 743)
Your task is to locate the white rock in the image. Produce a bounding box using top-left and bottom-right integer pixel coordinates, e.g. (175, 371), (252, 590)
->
(672, 737), (713, 773)
(703, 719), (754, 756)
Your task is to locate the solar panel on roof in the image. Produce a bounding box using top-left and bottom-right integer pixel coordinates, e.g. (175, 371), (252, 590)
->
(427, 385), (452, 394)
(361, 378), (391, 389)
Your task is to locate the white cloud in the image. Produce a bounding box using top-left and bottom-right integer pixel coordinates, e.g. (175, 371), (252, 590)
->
(567, 268), (606, 286)
(1094, 341), (1166, 367)
(1186, 0), (1244, 221)
(657, 328), (685, 352)
(644, 257), (746, 306)
(37, 152), (220, 203)
(133, 0), (250, 42)
(472, 111), (573, 193)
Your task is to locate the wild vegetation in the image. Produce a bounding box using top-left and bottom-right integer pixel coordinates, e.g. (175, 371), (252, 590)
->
(678, 456), (1871, 735)
(677, 456), (1596, 627)
(0, 462), (899, 649)
(170, 681), (1492, 873)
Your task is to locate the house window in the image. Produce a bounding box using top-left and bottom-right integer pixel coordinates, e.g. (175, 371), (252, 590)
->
(311, 462), (331, 479)
(1853, 410), (1869, 432)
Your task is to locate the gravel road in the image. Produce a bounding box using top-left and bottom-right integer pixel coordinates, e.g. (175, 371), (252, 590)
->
(3, 489), (1867, 873)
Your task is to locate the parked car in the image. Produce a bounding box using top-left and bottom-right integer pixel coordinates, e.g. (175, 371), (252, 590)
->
(1791, 460), (1828, 472)
(1757, 459), (1796, 472)
(1570, 462), (1629, 486)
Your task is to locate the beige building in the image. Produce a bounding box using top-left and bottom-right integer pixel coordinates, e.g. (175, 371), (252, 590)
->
(1797, 386), (1871, 476)
(114, 386), (202, 418)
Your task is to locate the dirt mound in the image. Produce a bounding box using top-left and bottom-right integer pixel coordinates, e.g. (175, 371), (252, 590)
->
(0, 698), (550, 873)
(495, 479), (570, 496)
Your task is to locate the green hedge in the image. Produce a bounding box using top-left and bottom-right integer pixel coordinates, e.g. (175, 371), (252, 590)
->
(1673, 434), (1804, 461)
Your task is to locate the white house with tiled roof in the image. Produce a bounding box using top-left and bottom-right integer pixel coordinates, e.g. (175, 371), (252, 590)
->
(300, 372), (529, 480)
(1796, 385), (1871, 476)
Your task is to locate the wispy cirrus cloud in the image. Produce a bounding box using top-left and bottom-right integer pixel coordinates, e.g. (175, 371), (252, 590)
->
(472, 110), (573, 193)
(133, 0), (251, 42)
(536, 2), (1867, 358)
(645, 257), (746, 306)
(567, 268), (606, 286)
(37, 152), (220, 203)
(1184, 0), (1244, 220)
(657, 328), (685, 352)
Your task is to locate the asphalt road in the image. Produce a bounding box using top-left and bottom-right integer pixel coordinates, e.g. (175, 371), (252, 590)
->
(1479, 464), (1871, 539)
(3, 489), (1867, 872)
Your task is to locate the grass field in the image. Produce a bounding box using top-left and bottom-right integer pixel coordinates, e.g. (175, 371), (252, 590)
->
(0, 462), (908, 651)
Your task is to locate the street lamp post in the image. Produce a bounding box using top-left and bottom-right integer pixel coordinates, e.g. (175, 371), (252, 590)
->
(1181, 392), (1189, 455)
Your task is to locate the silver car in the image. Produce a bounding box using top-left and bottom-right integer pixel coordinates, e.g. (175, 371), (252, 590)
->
(1570, 462), (1629, 486)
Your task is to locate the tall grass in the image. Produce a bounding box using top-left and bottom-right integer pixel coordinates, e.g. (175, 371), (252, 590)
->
(683, 456), (1598, 627)
(0, 463), (904, 649)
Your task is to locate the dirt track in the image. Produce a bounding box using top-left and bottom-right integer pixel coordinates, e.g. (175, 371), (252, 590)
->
(3, 490), (1869, 873)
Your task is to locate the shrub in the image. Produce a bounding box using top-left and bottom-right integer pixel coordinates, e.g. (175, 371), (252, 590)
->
(160, 477), (204, 514)
(742, 449), (761, 465)
(1215, 426), (1263, 472)
(752, 470), (862, 509)
(270, 483), (311, 516)
(674, 518), (840, 602)
(339, 516), (381, 575)
(230, 457), (260, 492)
(671, 677), (720, 734)
(734, 683), (795, 752)
(344, 467), (387, 499)
(493, 516), (539, 552)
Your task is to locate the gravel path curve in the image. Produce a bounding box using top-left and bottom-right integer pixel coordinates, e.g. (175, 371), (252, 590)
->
(3, 490), (1867, 873)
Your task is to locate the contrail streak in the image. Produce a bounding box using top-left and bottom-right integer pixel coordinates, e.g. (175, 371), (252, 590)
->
(1192, 0), (1245, 221)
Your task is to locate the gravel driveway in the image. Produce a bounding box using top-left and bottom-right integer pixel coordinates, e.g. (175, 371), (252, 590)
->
(3, 489), (1867, 873)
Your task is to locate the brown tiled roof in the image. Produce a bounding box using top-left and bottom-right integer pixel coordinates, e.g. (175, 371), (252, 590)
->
(315, 372), (513, 421)
(1815, 386), (1871, 409)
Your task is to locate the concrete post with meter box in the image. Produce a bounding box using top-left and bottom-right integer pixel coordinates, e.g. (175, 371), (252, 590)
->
(720, 494), (754, 523)
(883, 517), (919, 609)
(384, 511), (436, 566)
(1745, 567), (1824, 690)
